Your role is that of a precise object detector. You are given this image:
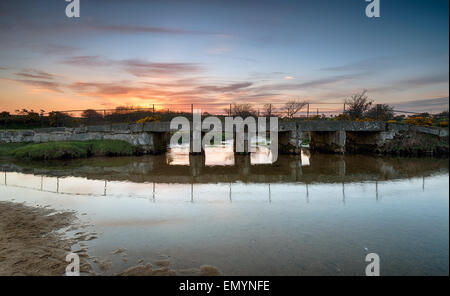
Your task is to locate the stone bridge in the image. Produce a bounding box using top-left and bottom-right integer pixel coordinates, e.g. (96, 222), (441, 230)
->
(0, 120), (447, 154)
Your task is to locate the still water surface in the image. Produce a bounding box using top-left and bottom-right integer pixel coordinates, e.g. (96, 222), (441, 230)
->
(0, 146), (448, 275)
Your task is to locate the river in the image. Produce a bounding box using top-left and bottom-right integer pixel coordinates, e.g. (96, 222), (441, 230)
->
(0, 145), (448, 275)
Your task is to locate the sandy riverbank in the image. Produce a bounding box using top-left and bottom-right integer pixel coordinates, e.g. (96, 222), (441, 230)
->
(0, 201), (93, 275)
(0, 201), (222, 276)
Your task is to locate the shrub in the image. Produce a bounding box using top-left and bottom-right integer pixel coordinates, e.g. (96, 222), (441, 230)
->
(136, 116), (161, 124)
(404, 116), (433, 126)
(306, 115), (321, 121)
(355, 117), (375, 122)
(334, 114), (350, 121)
(12, 142), (90, 160)
(11, 140), (134, 160)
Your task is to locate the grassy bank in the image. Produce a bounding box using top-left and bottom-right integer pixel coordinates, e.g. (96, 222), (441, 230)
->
(0, 140), (135, 160)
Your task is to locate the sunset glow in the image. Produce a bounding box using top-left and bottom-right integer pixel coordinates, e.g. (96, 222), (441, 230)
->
(0, 0), (448, 114)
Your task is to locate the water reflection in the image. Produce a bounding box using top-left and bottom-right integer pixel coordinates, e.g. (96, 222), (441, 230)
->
(0, 147), (448, 276)
(0, 146), (447, 202)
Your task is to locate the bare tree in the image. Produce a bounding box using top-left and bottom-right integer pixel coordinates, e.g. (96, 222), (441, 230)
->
(283, 99), (308, 118)
(365, 104), (394, 121)
(229, 103), (257, 117)
(263, 103), (276, 117)
(344, 90), (373, 119)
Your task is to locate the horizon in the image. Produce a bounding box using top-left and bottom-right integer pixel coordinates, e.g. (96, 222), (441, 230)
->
(0, 0), (448, 114)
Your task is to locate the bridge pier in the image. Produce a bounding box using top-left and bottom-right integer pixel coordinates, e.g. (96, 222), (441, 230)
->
(279, 130), (301, 154)
(309, 130), (346, 154)
(235, 154), (251, 178)
(189, 131), (206, 155)
(289, 155), (302, 181)
(233, 132), (251, 154)
(151, 132), (170, 154)
(189, 154), (205, 176)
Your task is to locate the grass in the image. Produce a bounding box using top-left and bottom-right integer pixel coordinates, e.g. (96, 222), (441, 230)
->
(0, 142), (32, 157)
(0, 140), (135, 160)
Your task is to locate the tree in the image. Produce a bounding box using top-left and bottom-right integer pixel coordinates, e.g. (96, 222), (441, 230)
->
(283, 99), (308, 118)
(82, 109), (102, 119)
(344, 90), (373, 119)
(229, 103), (257, 117)
(263, 103), (276, 117)
(365, 104), (394, 121)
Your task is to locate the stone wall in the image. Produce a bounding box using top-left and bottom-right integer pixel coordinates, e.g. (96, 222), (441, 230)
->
(0, 121), (447, 156)
(0, 124), (169, 154)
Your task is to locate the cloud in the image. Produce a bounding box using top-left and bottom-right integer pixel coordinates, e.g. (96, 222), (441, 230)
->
(397, 73), (449, 88)
(367, 72), (449, 94)
(63, 56), (111, 67)
(84, 23), (228, 37)
(63, 56), (202, 77)
(13, 79), (62, 92)
(123, 60), (202, 77)
(321, 56), (393, 73)
(196, 82), (253, 93)
(254, 74), (357, 92)
(393, 97), (449, 109)
(284, 76), (295, 80)
(69, 82), (149, 97)
(206, 47), (231, 55)
(2, 69), (62, 92)
(15, 69), (56, 80)
(0, 21), (228, 38)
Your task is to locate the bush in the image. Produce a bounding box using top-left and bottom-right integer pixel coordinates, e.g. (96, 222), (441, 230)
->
(404, 116), (433, 126)
(355, 117), (375, 122)
(11, 140), (134, 160)
(440, 121), (449, 127)
(334, 114), (350, 121)
(136, 116), (161, 124)
(12, 142), (90, 160)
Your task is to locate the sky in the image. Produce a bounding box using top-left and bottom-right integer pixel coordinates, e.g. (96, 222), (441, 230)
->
(0, 0), (448, 114)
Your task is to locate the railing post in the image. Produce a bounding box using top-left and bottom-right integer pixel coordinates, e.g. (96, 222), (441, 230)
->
(306, 104), (309, 118)
(153, 104), (155, 116)
(229, 104), (232, 117)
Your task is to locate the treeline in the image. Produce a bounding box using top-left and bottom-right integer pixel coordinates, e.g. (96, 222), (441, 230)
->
(0, 107), (191, 129)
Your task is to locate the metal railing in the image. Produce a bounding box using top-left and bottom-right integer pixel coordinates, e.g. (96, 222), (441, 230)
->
(1, 102), (448, 130)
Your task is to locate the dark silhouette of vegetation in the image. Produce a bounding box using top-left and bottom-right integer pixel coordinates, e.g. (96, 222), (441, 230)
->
(365, 104), (394, 121)
(283, 99), (308, 118)
(263, 103), (276, 117)
(344, 90), (373, 120)
(227, 103), (257, 117)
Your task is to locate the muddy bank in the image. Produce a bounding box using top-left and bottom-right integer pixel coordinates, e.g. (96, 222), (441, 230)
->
(0, 201), (92, 275)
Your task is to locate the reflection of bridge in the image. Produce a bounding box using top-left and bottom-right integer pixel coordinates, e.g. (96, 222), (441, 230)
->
(0, 171), (430, 204)
(0, 153), (446, 184)
(0, 154), (446, 202)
